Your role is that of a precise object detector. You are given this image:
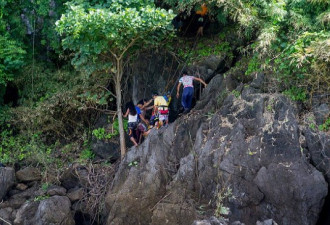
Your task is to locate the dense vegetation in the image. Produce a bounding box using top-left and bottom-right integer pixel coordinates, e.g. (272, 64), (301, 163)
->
(0, 0), (329, 176)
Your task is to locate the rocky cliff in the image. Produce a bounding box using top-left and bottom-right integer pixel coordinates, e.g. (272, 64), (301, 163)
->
(1, 57), (329, 225)
(104, 70), (329, 225)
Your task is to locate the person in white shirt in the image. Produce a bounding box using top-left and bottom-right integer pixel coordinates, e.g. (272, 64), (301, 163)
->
(176, 70), (207, 114)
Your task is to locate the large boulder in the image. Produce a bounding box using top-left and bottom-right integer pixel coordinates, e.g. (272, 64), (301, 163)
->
(0, 167), (15, 200)
(13, 196), (74, 225)
(34, 196), (75, 225)
(313, 103), (329, 125)
(91, 139), (120, 161)
(16, 167), (41, 182)
(60, 164), (89, 189)
(14, 201), (40, 225)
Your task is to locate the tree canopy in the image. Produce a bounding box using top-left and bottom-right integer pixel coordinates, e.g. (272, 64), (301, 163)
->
(56, 0), (175, 73)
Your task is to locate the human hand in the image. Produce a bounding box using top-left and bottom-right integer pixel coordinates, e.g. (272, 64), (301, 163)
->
(176, 93), (179, 98)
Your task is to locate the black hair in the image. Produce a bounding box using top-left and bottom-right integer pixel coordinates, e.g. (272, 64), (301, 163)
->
(125, 101), (137, 116)
(137, 99), (147, 105)
(182, 70), (188, 75)
(152, 92), (158, 97)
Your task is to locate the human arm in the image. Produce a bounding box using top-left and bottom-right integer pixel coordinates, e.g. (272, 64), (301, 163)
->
(144, 98), (153, 107)
(139, 113), (149, 125)
(176, 82), (182, 98)
(194, 77), (207, 87)
(123, 108), (129, 117)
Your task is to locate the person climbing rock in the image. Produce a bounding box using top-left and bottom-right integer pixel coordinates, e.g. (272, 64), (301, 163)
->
(137, 99), (149, 118)
(136, 99), (150, 144)
(151, 92), (170, 128)
(196, 3), (208, 37)
(123, 101), (147, 147)
(176, 70), (207, 114)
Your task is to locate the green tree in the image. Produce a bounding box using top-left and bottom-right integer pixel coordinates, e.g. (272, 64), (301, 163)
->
(0, 35), (26, 86)
(56, 0), (174, 158)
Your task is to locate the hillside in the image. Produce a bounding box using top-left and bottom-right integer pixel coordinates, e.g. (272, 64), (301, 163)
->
(0, 0), (329, 225)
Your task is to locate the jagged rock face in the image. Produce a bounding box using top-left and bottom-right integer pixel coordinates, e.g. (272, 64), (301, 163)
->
(105, 73), (328, 225)
(0, 167), (15, 200)
(106, 72), (327, 225)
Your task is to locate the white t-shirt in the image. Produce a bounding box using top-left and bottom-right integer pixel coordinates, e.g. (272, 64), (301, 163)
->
(179, 76), (194, 88)
(128, 114), (138, 123)
(128, 106), (141, 123)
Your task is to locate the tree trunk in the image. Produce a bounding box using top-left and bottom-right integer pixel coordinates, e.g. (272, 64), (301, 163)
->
(115, 58), (126, 159)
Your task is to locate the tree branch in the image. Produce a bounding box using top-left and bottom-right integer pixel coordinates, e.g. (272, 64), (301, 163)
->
(97, 85), (116, 98)
(119, 36), (140, 60)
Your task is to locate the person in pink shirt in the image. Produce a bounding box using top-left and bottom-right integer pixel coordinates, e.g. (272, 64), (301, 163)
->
(176, 70), (207, 114)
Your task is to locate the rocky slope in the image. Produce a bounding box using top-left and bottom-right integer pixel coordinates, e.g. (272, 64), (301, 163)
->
(104, 70), (329, 225)
(1, 56), (329, 225)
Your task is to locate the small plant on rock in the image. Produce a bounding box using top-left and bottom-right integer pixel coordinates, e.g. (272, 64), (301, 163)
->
(231, 90), (240, 98)
(319, 118), (330, 132)
(215, 186), (233, 218)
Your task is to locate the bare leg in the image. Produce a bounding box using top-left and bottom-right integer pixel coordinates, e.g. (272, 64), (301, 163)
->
(130, 137), (138, 146)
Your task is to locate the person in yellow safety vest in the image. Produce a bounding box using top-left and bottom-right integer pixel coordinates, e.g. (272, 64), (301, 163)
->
(196, 3), (208, 37)
(152, 92), (170, 128)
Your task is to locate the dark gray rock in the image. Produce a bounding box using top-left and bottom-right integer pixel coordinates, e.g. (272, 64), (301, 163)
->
(254, 162), (326, 225)
(46, 185), (67, 196)
(0, 197), (26, 210)
(34, 196), (75, 225)
(195, 74), (226, 111)
(16, 183), (28, 191)
(305, 129), (330, 182)
(11, 184), (38, 200)
(16, 167), (41, 182)
(192, 217), (228, 225)
(313, 103), (329, 125)
(67, 187), (85, 202)
(14, 201), (39, 225)
(0, 207), (13, 223)
(0, 167), (15, 200)
(231, 222), (245, 225)
(256, 219), (278, 225)
(250, 73), (265, 90)
(91, 139), (119, 161)
(60, 164), (89, 189)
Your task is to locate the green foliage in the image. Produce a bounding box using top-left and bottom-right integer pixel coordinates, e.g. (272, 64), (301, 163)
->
(283, 87), (307, 102)
(1, 0), (67, 63)
(245, 56), (261, 76)
(34, 194), (50, 202)
(56, 0), (175, 74)
(319, 118), (330, 132)
(0, 128), (54, 166)
(80, 148), (95, 161)
(0, 35), (26, 85)
(174, 34), (233, 66)
(216, 90), (228, 108)
(41, 182), (50, 191)
(92, 119), (128, 140)
(231, 90), (240, 98)
(215, 186), (233, 218)
(128, 160), (139, 167)
(196, 41), (233, 60)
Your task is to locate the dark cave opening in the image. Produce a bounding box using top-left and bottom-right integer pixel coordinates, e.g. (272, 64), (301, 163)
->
(2, 82), (19, 107)
(74, 211), (101, 225)
(316, 188), (330, 225)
